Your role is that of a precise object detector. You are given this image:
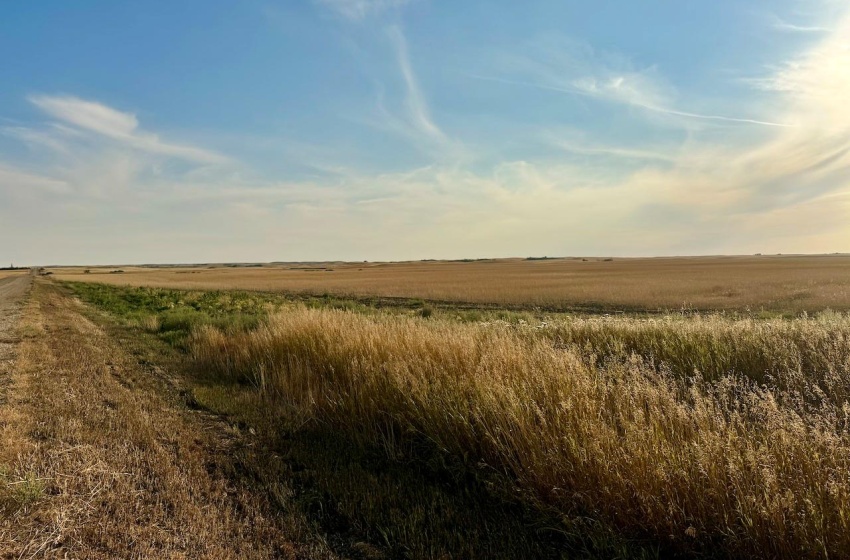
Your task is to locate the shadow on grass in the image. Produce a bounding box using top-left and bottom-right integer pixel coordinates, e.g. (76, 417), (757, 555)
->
(191, 376), (663, 560)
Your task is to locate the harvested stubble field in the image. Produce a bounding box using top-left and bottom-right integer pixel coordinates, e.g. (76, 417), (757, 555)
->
(53, 254), (850, 313)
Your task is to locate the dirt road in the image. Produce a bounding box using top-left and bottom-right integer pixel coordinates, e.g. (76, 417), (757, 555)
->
(0, 275), (31, 301)
(0, 275), (31, 401)
(0, 274), (31, 335)
(0, 279), (340, 558)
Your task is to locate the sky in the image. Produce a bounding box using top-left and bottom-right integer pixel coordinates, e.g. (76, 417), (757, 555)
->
(1, 0), (849, 265)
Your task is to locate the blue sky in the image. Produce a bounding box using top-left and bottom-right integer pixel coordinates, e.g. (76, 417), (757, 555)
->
(1, 0), (848, 264)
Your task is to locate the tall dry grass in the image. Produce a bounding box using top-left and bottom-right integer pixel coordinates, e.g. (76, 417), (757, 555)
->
(191, 308), (850, 558)
(547, 312), (850, 403)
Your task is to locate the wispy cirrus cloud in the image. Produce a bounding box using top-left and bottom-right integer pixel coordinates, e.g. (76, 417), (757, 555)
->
(314, 1), (457, 159)
(1, 94), (233, 208)
(477, 36), (791, 128)
(450, 8), (850, 253)
(314, 0), (414, 21)
(4, 5), (850, 265)
(387, 26), (447, 147)
(723, 11), (850, 211)
(386, 26), (445, 143)
(28, 95), (228, 164)
(360, 26), (465, 162)
(771, 17), (830, 33)
(605, 9), (850, 227)
(471, 73), (792, 128)
(748, 21), (850, 126)
(767, 7), (833, 34)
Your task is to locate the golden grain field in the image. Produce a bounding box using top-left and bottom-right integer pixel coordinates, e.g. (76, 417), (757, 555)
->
(0, 270), (27, 281)
(53, 254), (850, 313)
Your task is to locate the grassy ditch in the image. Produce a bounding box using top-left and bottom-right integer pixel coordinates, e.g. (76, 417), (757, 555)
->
(65, 282), (281, 346)
(65, 281), (605, 558)
(64, 281), (547, 346)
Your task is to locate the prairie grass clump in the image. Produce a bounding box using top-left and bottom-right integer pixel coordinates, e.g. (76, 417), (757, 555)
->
(191, 308), (850, 558)
(0, 468), (46, 514)
(139, 314), (161, 333)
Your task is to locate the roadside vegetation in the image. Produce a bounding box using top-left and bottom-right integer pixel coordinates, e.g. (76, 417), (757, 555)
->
(65, 282), (581, 558)
(66, 280), (850, 558)
(1, 281), (335, 559)
(66, 282), (283, 346)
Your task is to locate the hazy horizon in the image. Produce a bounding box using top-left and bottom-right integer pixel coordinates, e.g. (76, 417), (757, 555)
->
(2, 1), (849, 264)
(4, 252), (849, 270)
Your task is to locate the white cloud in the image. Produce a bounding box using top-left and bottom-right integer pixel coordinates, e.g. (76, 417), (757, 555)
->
(314, 0), (413, 21)
(770, 13), (830, 33)
(356, 26), (466, 162)
(1, 95), (236, 229)
(636, 12), (850, 219)
(773, 20), (830, 33)
(28, 95), (227, 164)
(453, 13), (850, 253)
(30, 95), (138, 137)
(482, 36), (791, 128)
(1, 125), (75, 154)
(386, 26), (445, 143)
(3, 8), (850, 264)
(749, 17), (850, 128)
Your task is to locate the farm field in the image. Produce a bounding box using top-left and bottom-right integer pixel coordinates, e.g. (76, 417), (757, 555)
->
(6, 1), (850, 558)
(0, 270), (28, 281)
(4, 257), (850, 558)
(38, 270), (850, 558)
(51, 254), (850, 314)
